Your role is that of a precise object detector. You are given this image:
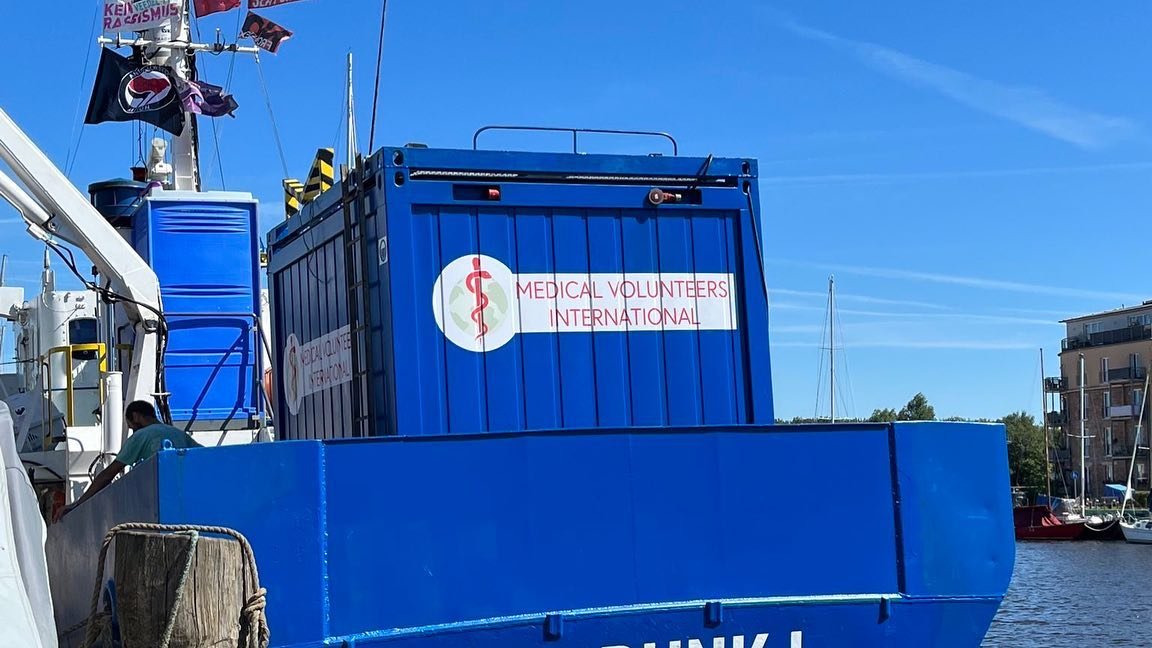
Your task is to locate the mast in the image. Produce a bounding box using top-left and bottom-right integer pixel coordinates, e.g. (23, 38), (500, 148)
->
(828, 275), (835, 424)
(1041, 348), (1051, 504)
(98, 1), (259, 191)
(1079, 352), (1086, 514)
(1120, 364), (1150, 518)
(142, 1), (199, 191)
(346, 52), (359, 169)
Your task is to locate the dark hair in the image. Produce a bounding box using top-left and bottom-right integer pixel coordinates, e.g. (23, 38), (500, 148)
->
(125, 400), (158, 420)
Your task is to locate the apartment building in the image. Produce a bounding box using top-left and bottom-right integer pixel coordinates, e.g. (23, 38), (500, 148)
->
(1053, 302), (1152, 499)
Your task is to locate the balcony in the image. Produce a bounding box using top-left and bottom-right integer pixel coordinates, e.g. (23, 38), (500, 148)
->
(1046, 411), (1068, 427)
(1109, 405), (1137, 418)
(1064, 324), (1152, 351)
(1108, 445), (1131, 458)
(1044, 377), (1067, 392)
(1101, 367), (1147, 383)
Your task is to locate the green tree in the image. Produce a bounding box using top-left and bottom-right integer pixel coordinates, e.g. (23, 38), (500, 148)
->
(1003, 411), (1047, 490)
(898, 393), (936, 421)
(869, 408), (898, 423)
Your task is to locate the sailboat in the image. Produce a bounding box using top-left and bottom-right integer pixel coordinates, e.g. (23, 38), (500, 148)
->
(1015, 348), (1091, 540)
(1118, 364), (1152, 543)
(1016, 350), (1124, 540)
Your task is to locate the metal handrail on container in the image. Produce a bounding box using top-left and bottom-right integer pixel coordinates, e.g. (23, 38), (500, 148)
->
(154, 311), (273, 436)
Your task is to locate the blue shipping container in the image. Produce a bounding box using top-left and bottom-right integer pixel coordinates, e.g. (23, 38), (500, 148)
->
(133, 190), (264, 430)
(267, 147), (773, 439)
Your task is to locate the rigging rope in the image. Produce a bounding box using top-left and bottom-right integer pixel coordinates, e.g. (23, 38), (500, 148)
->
(254, 52), (291, 178)
(65, 2), (102, 175)
(368, 0), (390, 152)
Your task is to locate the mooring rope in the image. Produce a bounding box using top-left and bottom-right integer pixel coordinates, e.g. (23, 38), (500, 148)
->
(80, 522), (270, 648)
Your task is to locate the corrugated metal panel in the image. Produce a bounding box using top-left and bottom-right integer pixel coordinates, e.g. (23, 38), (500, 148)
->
(134, 192), (262, 429)
(268, 147), (774, 438)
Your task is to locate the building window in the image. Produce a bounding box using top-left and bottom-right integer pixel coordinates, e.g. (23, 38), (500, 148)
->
(1102, 356), (1110, 383)
(1088, 322), (1103, 334)
(1140, 463), (1147, 480)
(1105, 426), (1114, 456)
(1107, 463), (1115, 481)
(1132, 353), (1143, 370)
(1104, 391), (1112, 418)
(1135, 389), (1144, 414)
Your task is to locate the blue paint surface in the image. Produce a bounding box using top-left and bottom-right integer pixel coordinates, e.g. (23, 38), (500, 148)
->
(48, 420), (1013, 647)
(133, 191), (263, 429)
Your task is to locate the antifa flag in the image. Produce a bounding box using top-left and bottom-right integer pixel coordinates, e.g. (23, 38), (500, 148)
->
(193, 0), (240, 17)
(239, 11), (293, 53)
(177, 79), (239, 118)
(84, 48), (184, 136)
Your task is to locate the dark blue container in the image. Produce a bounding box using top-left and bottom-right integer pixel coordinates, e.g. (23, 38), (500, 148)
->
(132, 191), (264, 430)
(267, 147), (774, 440)
(88, 178), (148, 228)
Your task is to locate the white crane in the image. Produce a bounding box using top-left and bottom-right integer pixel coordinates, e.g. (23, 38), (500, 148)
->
(0, 107), (166, 423)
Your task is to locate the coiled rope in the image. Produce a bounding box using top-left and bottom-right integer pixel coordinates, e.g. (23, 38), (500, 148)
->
(80, 522), (269, 648)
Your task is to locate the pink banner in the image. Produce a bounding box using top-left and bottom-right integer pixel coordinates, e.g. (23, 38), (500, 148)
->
(103, 1), (181, 33)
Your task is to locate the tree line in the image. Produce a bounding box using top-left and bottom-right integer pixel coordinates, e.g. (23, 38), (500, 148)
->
(776, 392), (1047, 492)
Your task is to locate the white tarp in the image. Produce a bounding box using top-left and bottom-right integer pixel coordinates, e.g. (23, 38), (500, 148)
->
(0, 400), (56, 647)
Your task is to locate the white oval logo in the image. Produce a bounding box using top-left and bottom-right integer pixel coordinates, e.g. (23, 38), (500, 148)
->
(432, 255), (518, 352)
(283, 333), (303, 415)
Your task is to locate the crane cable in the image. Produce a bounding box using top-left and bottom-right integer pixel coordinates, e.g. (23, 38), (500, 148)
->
(368, 0), (390, 153)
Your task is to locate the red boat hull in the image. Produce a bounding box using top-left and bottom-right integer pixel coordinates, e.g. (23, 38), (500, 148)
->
(1013, 505), (1087, 541)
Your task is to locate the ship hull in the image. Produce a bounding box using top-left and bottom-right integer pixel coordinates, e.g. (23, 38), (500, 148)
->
(315, 596), (1004, 648)
(48, 422), (1014, 648)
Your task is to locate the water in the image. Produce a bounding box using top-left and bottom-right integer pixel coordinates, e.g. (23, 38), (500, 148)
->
(982, 542), (1152, 646)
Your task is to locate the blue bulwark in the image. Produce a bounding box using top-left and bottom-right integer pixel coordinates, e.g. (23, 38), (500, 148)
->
(46, 420), (1014, 648)
(133, 191), (264, 430)
(267, 147), (774, 439)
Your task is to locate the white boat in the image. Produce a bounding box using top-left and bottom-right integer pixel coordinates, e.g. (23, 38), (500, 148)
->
(1116, 362), (1152, 544)
(1121, 518), (1152, 544)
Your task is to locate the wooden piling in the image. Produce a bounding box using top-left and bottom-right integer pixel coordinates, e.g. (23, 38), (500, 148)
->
(113, 530), (246, 648)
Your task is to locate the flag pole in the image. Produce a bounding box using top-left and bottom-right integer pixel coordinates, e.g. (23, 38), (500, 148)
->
(141, 0), (200, 191)
(96, 1), (259, 191)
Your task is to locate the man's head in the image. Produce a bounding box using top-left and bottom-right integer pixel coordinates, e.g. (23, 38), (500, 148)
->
(125, 400), (159, 431)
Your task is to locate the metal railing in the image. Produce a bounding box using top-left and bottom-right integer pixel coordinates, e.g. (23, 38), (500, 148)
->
(1102, 366), (1147, 382)
(1064, 325), (1152, 350)
(43, 343), (107, 428)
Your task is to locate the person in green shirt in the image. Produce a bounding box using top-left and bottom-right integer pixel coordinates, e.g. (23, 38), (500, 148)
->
(55, 400), (201, 521)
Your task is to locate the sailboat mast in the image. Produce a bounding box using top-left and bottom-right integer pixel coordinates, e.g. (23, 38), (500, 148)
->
(1120, 364), (1150, 517)
(1041, 348), (1051, 504)
(1079, 352), (1086, 514)
(142, 0), (200, 191)
(346, 52), (359, 169)
(829, 275), (835, 424)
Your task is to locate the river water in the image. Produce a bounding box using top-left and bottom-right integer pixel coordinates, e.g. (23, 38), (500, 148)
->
(982, 541), (1152, 646)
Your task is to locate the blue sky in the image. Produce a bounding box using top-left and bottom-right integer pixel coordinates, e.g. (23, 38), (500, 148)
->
(2, 1), (1151, 421)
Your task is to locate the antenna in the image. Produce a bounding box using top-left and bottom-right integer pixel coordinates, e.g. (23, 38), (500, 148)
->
(829, 275), (835, 424)
(347, 52), (359, 169)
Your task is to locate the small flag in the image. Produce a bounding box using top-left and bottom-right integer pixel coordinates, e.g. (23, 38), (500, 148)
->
(193, 0), (240, 17)
(303, 149), (335, 203)
(239, 11), (293, 54)
(248, 0), (308, 8)
(177, 79), (239, 118)
(85, 48), (184, 136)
